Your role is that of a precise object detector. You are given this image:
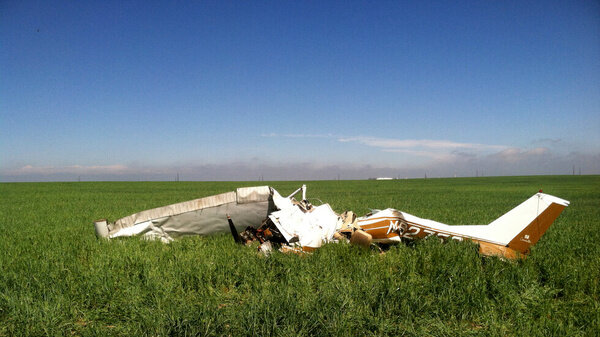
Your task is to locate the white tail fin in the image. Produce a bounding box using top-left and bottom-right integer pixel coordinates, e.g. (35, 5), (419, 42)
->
(485, 193), (569, 253)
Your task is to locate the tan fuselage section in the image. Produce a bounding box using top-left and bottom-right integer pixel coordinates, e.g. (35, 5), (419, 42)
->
(358, 216), (522, 258)
(358, 201), (567, 259)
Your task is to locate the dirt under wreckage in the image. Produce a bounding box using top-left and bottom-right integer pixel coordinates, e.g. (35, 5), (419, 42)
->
(94, 185), (569, 259)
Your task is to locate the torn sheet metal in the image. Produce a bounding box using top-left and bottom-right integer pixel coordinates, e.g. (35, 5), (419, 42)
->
(268, 188), (342, 249)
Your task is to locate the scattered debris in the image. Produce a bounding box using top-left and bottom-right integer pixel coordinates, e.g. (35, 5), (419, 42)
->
(94, 185), (569, 259)
(349, 230), (372, 249)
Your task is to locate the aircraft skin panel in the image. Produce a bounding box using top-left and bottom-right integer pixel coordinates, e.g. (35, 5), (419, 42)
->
(477, 193), (568, 245)
(507, 202), (567, 253)
(478, 241), (521, 259)
(360, 215), (505, 246)
(360, 213), (528, 258)
(96, 186), (274, 242)
(398, 213), (506, 245)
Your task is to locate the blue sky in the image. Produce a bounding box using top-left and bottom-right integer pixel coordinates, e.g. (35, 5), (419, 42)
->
(1, 0), (599, 181)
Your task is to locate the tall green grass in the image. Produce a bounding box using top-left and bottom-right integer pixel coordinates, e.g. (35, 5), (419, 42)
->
(0, 176), (598, 336)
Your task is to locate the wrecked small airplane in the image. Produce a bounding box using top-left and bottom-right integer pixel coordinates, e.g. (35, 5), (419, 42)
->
(94, 185), (569, 259)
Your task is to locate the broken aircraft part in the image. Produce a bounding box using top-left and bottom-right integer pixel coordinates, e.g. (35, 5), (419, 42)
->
(94, 186), (274, 243)
(94, 185), (569, 259)
(227, 214), (243, 245)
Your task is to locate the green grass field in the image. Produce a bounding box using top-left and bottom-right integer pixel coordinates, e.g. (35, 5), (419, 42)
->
(0, 176), (598, 336)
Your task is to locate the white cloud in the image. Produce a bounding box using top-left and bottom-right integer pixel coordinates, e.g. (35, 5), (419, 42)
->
(336, 136), (509, 163)
(261, 133), (335, 139)
(338, 136), (507, 151)
(532, 138), (562, 145)
(263, 134), (508, 159)
(7, 164), (130, 175)
(379, 148), (456, 161)
(490, 147), (550, 163)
